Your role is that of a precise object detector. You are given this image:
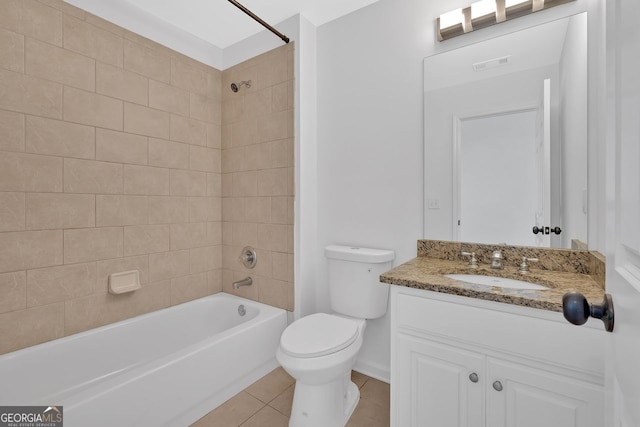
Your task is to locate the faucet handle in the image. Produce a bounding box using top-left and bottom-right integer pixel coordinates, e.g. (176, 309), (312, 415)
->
(461, 251), (478, 268)
(518, 257), (539, 274)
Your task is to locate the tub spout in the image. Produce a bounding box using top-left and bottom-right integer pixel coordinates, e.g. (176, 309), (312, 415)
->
(232, 277), (252, 289)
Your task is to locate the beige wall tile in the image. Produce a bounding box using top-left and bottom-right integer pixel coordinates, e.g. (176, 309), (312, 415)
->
(0, 0), (22, 35)
(244, 89), (272, 120)
(149, 138), (189, 169)
(206, 70), (222, 100)
(64, 158), (123, 194)
(0, 302), (64, 354)
(170, 272), (208, 305)
(124, 102), (170, 139)
(96, 195), (148, 227)
(64, 227), (123, 264)
(222, 268), (259, 300)
(26, 115), (95, 159)
(0, 192), (25, 232)
(23, 0), (63, 46)
(257, 110), (291, 142)
(190, 245), (220, 274)
(25, 38), (94, 91)
(38, 0), (85, 19)
(26, 193), (94, 230)
(270, 138), (294, 168)
(96, 255), (149, 294)
(171, 59), (207, 95)
(270, 196), (291, 225)
(96, 129), (148, 165)
(63, 86), (123, 130)
(149, 250), (189, 282)
(272, 81), (293, 112)
(272, 252), (289, 282)
(233, 222), (258, 248)
(232, 171), (258, 197)
(124, 165), (170, 196)
(189, 197), (220, 222)
(124, 224), (170, 256)
(0, 27), (24, 73)
(190, 93), (220, 124)
(207, 123), (222, 149)
(257, 224), (289, 252)
(170, 222), (213, 251)
(64, 282), (170, 335)
(123, 39), (170, 84)
(0, 152), (62, 192)
(170, 114), (207, 146)
(0, 109), (24, 152)
(0, 271), (26, 314)
(149, 80), (189, 115)
(26, 262), (96, 307)
(257, 168), (289, 196)
(148, 196), (189, 224)
(84, 13), (124, 37)
(259, 278), (292, 311)
(206, 173), (222, 197)
(189, 146), (219, 173)
(0, 230), (62, 273)
(63, 15), (123, 67)
(231, 119), (259, 147)
(170, 169), (206, 197)
(96, 62), (148, 105)
(0, 68), (62, 119)
(208, 269), (222, 294)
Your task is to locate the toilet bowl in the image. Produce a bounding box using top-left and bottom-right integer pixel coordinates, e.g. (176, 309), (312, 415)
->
(277, 245), (395, 427)
(277, 313), (366, 427)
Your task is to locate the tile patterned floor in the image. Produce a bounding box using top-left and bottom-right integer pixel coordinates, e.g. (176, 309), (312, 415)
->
(191, 368), (390, 427)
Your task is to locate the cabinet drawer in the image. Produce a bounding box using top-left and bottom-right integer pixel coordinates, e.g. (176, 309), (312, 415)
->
(394, 290), (604, 377)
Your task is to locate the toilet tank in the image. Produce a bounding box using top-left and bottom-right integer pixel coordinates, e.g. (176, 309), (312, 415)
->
(325, 245), (395, 319)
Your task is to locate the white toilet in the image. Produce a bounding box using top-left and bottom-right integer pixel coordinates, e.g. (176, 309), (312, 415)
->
(277, 245), (394, 427)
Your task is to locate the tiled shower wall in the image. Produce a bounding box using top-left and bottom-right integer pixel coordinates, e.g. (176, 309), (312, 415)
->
(221, 46), (295, 312)
(0, 0), (294, 355)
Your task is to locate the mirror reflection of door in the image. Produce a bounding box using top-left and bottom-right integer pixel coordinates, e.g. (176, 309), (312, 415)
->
(457, 101), (550, 247)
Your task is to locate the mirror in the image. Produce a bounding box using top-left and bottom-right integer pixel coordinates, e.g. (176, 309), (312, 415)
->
(424, 13), (587, 249)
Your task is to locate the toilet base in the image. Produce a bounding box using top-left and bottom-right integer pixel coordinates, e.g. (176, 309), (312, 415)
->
(289, 371), (360, 427)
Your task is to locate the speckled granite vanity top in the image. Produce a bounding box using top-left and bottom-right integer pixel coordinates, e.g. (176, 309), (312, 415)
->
(380, 240), (606, 312)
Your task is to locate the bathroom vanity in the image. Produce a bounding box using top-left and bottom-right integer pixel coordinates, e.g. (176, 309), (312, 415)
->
(383, 240), (606, 427)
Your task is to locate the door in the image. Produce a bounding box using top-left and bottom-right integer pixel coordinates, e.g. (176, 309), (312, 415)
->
(486, 359), (603, 427)
(606, 0), (640, 425)
(395, 334), (483, 427)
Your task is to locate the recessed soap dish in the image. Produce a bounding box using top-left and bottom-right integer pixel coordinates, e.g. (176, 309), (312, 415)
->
(109, 270), (141, 294)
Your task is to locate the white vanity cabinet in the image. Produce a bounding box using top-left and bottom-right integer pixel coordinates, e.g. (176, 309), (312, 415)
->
(390, 286), (605, 427)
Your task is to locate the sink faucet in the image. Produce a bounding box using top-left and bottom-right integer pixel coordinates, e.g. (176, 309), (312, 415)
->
(491, 250), (504, 270)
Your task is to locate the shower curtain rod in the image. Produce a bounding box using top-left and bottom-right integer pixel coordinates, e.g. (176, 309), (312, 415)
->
(227, 0), (290, 44)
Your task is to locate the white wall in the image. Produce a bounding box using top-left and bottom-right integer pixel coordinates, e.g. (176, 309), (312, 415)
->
(315, 0), (604, 381)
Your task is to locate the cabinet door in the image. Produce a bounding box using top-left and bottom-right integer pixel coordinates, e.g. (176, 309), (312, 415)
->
(486, 358), (604, 427)
(395, 333), (484, 427)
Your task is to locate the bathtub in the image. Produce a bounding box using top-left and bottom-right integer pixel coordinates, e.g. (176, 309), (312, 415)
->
(0, 293), (287, 427)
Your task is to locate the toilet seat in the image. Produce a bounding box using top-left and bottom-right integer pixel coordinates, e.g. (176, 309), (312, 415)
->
(280, 313), (359, 358)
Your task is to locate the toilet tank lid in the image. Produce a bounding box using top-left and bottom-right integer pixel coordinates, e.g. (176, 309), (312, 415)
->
(325, 245), (395, 263)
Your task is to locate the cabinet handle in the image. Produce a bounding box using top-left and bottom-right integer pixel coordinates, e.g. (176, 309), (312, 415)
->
(492, 380), (503, 392)
(469, 373), (479, 383)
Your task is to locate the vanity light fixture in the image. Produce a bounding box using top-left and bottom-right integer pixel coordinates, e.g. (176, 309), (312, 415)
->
(437, 0), (575, 41)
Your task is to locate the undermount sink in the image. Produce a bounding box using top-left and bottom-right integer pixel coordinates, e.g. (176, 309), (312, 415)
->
(445, 274), (549, 290)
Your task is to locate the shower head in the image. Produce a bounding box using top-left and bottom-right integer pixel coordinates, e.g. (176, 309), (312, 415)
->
(230, 80), (252, 92)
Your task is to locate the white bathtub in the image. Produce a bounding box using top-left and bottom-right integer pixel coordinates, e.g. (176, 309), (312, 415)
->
(0, 293), (287, 427)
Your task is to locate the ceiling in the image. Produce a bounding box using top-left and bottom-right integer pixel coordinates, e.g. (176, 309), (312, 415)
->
(113, 0), (382, 48)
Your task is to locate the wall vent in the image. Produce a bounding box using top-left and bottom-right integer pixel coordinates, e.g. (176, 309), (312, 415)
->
(472, 55), (511, 71)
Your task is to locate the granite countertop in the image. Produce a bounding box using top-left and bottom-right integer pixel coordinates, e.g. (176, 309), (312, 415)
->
(380, 256), (605, 312)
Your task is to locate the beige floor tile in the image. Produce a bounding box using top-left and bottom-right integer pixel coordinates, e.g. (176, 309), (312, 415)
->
(346, 393), (391, 427)
(268, 383), (294, 417)
(190, 391), (264, 427)
(351, 370), (370, 389)
(360, 378), (390, 406)
(240, 405), (289, 427)
(244, 367), (295, 404)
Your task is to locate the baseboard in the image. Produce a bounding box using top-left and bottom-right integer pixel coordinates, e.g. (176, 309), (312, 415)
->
(353, 360), (390, 384)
